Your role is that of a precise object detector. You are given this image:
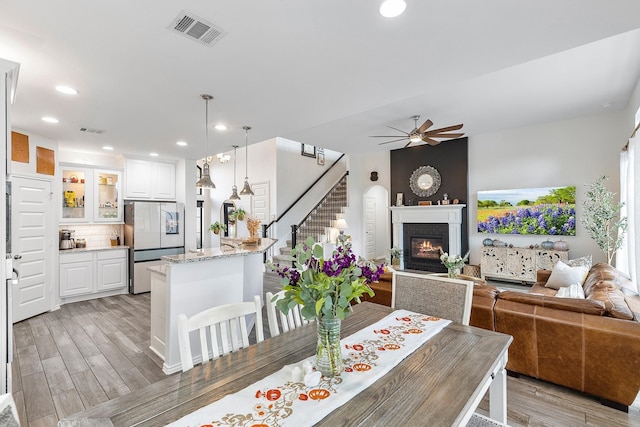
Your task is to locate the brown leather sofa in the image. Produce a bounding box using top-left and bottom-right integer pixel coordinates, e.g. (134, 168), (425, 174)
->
(361, 271), (393, 306)
(473, 263), (640, 409)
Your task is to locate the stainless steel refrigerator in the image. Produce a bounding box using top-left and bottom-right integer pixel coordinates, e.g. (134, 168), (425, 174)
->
(124, 201), (185, 294)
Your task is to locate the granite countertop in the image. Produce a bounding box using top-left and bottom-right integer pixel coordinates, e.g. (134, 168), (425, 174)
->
(162, 238), (277, 264)
(59, 245), (129, 254)
(147, 264), (167, 276)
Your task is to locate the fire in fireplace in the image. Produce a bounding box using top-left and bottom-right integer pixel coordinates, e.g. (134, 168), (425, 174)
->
(411, 237), (444, 260)
(403, 223), (449, 272)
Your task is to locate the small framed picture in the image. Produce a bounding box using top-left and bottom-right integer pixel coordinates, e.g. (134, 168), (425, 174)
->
(396, 193), (403, 206)
(317, 149), (325, 166)
(301, 143), (316, 158)
(418, 201), (432, 206)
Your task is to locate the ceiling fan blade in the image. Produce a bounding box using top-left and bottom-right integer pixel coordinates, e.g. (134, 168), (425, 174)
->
(386, 125), (410, 135)
(427, 132), (465, 139)
(378, 137), (410, 145)
(418, 119), (433, 133)
(422, 137), (442, 146)
(424, 124), (464, 135)
(370, 135), (408, 138)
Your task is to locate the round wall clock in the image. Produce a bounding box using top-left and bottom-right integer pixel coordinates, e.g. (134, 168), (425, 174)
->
(409, 165), (441, 197)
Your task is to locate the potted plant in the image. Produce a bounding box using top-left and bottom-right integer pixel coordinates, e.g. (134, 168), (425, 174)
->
(235, 207), (246, 221)
(389, 246), (402, 268)
(440, 249), (470, 278)
(268, 237), (384, 377)
(208, 221), (227, 235)
(581, 175), (628, 264)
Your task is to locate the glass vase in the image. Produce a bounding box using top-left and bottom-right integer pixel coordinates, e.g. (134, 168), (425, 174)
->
(316, 318), (343, 377)
(447, 267), (459, 279)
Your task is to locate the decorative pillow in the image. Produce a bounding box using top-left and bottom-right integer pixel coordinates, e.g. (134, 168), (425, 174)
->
(566, 255), (592, 269)
(545, 261), (589, 290)
(556, 284), (586, 299)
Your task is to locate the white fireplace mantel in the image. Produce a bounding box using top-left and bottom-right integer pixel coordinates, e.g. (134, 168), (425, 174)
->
(390, 205), (466, 269)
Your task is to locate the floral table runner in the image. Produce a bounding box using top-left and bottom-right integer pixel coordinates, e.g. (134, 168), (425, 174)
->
(167, 310), (450, 427)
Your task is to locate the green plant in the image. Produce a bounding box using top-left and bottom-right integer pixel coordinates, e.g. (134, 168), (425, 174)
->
(389, 246), (402, 261)
(208, 221), (227, 234)
(267, 237), (384, 320)
(234, 207), (246, 221)
(581, 175), (628, 264)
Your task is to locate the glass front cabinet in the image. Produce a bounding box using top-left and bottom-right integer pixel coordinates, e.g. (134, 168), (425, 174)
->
(94, 169), (122, 222)
(60, 165), (122, 224)
(61, 167), (92, 223)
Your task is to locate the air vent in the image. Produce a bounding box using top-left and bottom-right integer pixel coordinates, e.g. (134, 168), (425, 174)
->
(79, 127), (106, 134)
(168, 10), (226, 47)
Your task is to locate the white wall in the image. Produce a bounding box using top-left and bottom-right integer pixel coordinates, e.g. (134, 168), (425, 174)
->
(346, 150), (391, 258)
(467, 110), (628, 265)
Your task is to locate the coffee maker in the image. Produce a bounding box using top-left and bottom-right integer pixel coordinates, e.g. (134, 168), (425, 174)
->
(59, 229), (75, 250)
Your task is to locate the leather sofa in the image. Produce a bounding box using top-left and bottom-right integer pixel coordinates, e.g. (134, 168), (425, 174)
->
(361, 263), (640, 409)
(472, 263), (640, 409)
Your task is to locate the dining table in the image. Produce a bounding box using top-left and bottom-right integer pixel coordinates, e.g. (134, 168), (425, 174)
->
(59, 302), (512, 427)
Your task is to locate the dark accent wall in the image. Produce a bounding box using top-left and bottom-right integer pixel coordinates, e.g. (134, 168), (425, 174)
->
(390, 137), (469, 256)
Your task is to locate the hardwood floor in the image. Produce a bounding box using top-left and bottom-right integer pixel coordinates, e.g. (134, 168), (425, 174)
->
(11, 277), (640, 426)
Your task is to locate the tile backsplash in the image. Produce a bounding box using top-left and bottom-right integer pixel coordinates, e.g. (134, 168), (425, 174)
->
(58, 224), (124, 248)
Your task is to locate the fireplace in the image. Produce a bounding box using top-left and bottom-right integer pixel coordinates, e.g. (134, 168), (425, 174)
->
(403, 223), (449, 272)
(390, 205), (465, 272)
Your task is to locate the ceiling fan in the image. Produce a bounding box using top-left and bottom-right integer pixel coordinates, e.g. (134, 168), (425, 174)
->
(371, 115), (464, 148)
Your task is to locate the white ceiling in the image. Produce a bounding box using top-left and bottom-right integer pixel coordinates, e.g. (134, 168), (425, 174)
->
(2, 1), (640, 160)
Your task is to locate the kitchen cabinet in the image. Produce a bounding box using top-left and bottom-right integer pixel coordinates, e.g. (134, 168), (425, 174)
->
(61, 167), (92, 223)
(94, 169), (122, 222)
(60, 248), (128, 301)
(125, 158), (176, 200)
(59, 252), (94, 297)
(61, 164), (122, 224)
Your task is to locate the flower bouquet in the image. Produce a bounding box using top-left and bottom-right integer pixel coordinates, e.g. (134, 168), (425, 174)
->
(440, 249), (470, 278)
(268, 237), (384, 377)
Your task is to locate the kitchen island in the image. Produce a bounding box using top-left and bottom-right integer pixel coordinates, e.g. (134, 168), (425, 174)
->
(148, 238), (277, 374)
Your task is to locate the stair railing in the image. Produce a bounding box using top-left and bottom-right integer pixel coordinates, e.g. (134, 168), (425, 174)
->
(291, 172), (348, 250)
(262, 153), (346, 261)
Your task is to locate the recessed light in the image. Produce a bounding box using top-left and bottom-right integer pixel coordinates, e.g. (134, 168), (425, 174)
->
(149, 152), (159, 157)
(379, 0), (406, 18)
(214, 124), (228, 131)
(176, 141), (188, 146)
(56, 85), (79, 95)
(42, 116), (59, 124)
(102, 146), (114, 151)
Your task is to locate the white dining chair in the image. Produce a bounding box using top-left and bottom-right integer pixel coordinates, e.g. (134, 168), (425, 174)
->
(177, 295), (264, 372)
(391, 271), (474, 325)
(265, 290), (312, 337)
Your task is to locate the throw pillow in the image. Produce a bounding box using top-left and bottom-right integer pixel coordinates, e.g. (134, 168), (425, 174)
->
(556, 284), (586, 299)
(545, 261), (589, 290)
(566, 255), (592, 269)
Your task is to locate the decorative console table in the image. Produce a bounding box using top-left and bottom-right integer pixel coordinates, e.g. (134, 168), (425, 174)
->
(480, 246), (568, 284)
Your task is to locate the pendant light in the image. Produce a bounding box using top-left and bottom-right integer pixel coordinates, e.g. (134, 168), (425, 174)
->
(229, 145), (241, 200)
(239, 125), (254, 196)
(195, 94), (215, 189)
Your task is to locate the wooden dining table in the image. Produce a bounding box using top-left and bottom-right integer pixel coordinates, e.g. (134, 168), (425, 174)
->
(59, 302), (512, 427)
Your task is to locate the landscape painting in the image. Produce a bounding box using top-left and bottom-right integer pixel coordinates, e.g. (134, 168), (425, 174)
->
(477, 186), (576, 235)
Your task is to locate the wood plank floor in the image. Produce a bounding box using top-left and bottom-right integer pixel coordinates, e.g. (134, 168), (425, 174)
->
(11, 276), (640, 426)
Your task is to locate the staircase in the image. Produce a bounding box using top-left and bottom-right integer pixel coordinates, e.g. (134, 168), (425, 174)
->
(271, 176), (348, 264)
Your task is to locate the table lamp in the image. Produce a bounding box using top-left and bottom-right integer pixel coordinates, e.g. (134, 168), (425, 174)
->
(334, 217), (348, 237)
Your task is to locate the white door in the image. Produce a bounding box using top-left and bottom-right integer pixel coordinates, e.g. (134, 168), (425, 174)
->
(365, 197), (376, 260)
(12, 177), (53, 323)
(251, 181), (270, 223)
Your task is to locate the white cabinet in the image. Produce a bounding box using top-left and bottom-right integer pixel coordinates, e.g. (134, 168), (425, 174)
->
(480, 246), (568, 283)
(59, 252), (94, 297)
(60, 249), (128, 300)
(94, 169), (123, 222)
(125, 158), (176, 200)
(61, 164), (122, 224)
(96, 250), (127, 292)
